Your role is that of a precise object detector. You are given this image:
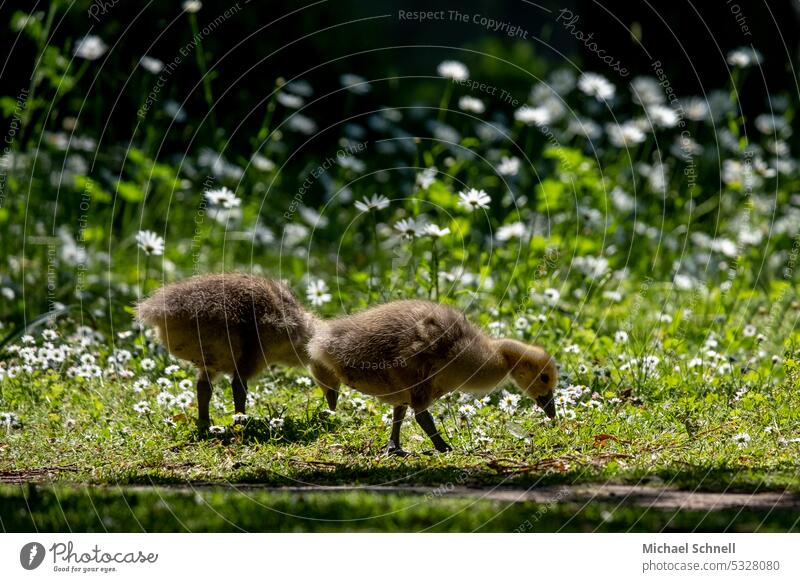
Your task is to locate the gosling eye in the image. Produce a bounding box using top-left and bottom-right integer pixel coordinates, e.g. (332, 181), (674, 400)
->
(541, 373), (550, 384)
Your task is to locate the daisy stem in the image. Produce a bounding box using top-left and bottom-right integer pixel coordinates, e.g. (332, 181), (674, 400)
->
(408, 238), (416, 289)
(20, 0), (59, 140)
(254, 82), (279, 149)
(370, 212), (383, 301)
(438, 82), (453, 122)
(524, 127), (534, 158)
(188, 12), (218, 143)
(143, 254), (151, 295)
(431, 238), (440, 301)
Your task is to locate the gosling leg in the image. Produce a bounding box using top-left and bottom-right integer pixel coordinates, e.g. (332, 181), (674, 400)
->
(385, 405), (409, 456)
(232, 373), (248, 416)
(414, 409), (452, 453)
(196, 369), (212, 429)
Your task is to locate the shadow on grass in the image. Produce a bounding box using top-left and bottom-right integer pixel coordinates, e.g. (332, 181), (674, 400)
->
(101, 441), (800, 494)
(649, 462), (800, 493)
(1, 484), (796, 533)
(109, 450), (800, 493)
(194, 412), (338, 445)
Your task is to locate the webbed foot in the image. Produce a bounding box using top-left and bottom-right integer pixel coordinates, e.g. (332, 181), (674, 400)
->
(384, 441), (410, 457)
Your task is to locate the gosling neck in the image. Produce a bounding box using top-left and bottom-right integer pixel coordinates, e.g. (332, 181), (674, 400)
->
(493, 338), (529, 372)
(456, 336), (512, 393)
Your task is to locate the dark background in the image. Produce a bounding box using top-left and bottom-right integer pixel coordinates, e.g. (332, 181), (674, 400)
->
(2, 0), (798, 153)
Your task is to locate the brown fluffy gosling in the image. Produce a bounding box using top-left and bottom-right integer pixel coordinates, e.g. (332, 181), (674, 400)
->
(308, 299), (557, 454)
(136, 273), (334, 426)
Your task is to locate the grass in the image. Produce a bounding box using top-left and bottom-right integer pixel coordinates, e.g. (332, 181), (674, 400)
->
(2, 485), (797, 532)
(1, 340), (799, 496)
(3, 2), (800, 533)
(2, 298), (799, 533)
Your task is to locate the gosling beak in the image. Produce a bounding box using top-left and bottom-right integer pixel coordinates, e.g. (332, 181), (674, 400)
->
(536, 392), (556, 419)
(325, 388), (339, 412)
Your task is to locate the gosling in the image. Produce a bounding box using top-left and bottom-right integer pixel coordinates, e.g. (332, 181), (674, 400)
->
(308, 299), (557, 455)
(136, 273), (338, 426)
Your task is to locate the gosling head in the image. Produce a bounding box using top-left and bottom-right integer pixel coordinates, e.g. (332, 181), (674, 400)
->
(498, 340), (558, 418)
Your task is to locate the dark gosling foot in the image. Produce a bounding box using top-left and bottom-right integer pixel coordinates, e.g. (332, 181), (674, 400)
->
(196, 418), (211, 434)
(421, 442), (453, 455)
(435, 441), (453, 453)
(384, 441), (410, 457)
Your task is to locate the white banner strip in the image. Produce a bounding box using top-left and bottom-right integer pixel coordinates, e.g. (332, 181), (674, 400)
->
(2, 533), (798, 581)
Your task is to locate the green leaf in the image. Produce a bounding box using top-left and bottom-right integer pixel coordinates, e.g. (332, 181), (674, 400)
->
(116, 181), (145, 203)
(427, 180), (457, 210)
(535, 178), (567, 211)
(74, 175), (112, 203)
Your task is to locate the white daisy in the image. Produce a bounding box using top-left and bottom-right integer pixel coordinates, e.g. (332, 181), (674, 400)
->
(727, 47), (763, 68)
(437, 60), (469, 81)
(276, 92), (304, 108)
(133, 378), (150, 392)
(630, 76), (664, 106)
(497, 156), (520, 176)
(496, 222), (526, 242)
(0, 412), (19, 427)
(251, 155), (276, 172)
(543, 288), (560, 305)
(458, 188), (491, 211)
(175, 391), (194, 408)
(732, 432), (751, 447)
(354, 193), (390, 213)
(156, 391), (176, 407)
(139, 56), (164, 74)
(423, 224), (450, 238)
(340, 74), (371, 94)
(133, 401), (151, 414)
(499, 391), (521, 414)
(286, 80), (313, 97)
(74, 36), (107, 60)
(394, 217), (424, 238)
(306, 279), (332, 306)
(416, 167), (437, 189)
(286, 114), (317, 135)
(459, 403), (477, 418)
(577, 72), (615, 101)
(136, 230), (165, 256)
(567, 117), (602, 139)
(164, 100), (187, 122)
(647, 104), (680, 128)
(204, 186), (241, 209)
(458, 96), (485, 113)
(606, 122), (646, 147)
(514, 105), (551, 126)
(679, 96), (710, 121)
